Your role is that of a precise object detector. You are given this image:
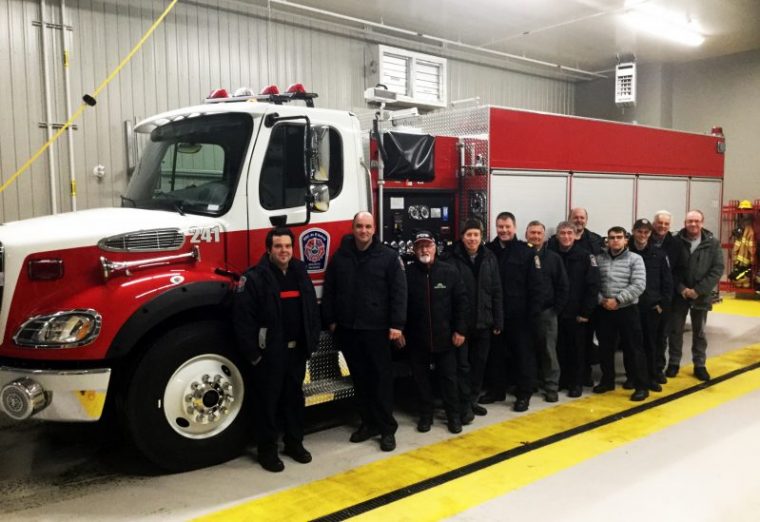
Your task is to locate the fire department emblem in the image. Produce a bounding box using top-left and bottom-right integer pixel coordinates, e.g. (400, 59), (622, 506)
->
(300, 228), (330, 273)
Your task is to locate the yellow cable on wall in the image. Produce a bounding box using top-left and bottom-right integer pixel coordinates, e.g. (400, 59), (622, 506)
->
(0, 0), (180, 195)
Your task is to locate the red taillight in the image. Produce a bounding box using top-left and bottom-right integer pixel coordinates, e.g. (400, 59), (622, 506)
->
(206, 88), (230, 100)
(28, 259), (64, 281)
(260, 84), (279, 95)
(286, 83), (306, 94)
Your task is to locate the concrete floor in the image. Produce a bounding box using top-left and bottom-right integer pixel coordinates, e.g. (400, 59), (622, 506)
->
(1, 298), (759, 521)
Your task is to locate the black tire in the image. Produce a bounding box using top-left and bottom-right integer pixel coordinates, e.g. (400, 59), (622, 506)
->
(123, 320), (251, 472)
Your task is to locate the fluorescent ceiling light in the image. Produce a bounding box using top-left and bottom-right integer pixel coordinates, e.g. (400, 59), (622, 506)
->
(623, 1), (705, 47)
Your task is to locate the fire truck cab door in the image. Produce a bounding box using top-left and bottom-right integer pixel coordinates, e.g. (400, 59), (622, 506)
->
(247, 113), (312, 231)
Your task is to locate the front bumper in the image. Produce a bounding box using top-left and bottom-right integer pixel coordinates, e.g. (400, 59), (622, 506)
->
(0, 366), (111, 421)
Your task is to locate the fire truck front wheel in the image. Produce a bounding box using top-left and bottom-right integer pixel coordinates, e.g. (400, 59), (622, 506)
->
(123, 320), (251, 472)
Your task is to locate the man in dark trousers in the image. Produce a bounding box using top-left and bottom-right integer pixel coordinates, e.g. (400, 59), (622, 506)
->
(444, 219), (503, 420)
(650, 210), (684, 383)
(233, 227), (321, 472)
(627, 218), (673, 392)
(322, 211), (407, 452)
(551, 221), (600, 398)
(668, 209), (724, 381)
(526, 220), (569, 403)
(403, 230), (469, 434)
(594, 226), (649, 401)
(548, 207), (603, 386)
(482, 211), (546, 412)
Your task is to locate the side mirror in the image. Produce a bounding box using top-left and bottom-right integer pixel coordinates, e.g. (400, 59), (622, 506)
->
(310, 184), (329, 212)
(310, 126), (330, 183)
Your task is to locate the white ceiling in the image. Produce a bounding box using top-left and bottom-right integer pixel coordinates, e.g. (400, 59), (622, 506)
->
(267, 0), (760, 79)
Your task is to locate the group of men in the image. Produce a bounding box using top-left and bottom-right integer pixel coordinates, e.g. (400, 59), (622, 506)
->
(232, 207), (723, 472)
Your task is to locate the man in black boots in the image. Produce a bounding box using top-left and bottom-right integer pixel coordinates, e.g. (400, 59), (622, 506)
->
(403, 230), (469, 434)
(322, 212), (407, 452)
(551, 221), (599, 398)
(650, 210), (684, 382)
(627, 219), (673, 392)
(483, 212), (546, 412)
(233, 227), (321, 472)
(593, 226), (649, 402)
(526, 220), (569, 403)
(446, 219), (503, 420)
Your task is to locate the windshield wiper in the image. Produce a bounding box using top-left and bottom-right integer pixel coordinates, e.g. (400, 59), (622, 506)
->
(154, 193), (186, 216)
(172, 200), (186, 216)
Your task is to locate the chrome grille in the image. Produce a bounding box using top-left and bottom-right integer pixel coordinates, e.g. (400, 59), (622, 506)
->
(98, 229), (185, 252)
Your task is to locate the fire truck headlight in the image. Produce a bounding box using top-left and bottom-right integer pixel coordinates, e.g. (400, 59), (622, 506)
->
(13, 309), (102, 348)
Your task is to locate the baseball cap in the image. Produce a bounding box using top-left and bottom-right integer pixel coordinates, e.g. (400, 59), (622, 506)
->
(414, 230), (435, 244)
(633, 218), (653, 231)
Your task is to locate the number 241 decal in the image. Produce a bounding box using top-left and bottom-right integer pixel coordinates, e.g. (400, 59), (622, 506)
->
(189, 226), (221, 243)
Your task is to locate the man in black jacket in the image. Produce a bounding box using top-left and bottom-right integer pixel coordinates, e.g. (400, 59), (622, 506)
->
(628, 219), (673, 391)
(446, 219), (503, 419)
(650, 210), (684, 382)
(526, 220), (569, 403)
(548, 208), (603, 386)
(551, 221), (600, 397)
(403, 230), (469, 434)
(322, 212), (407, 452)
(482, 212), (546, 412)
(233, 227), (321, 472)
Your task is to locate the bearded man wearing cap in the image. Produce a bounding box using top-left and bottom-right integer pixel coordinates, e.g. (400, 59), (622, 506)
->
(403, 230), (469, 434)
(627, 219), (673, 390)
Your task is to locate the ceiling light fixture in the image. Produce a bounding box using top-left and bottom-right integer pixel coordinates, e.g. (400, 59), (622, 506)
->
(623, 1), (705, 47)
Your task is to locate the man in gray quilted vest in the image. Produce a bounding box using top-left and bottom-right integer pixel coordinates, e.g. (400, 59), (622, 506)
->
(593, 226), (650, 401)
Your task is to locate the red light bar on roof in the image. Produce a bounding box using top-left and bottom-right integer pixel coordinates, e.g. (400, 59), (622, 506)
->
(206, 88), (229, 100)
(203, 84), (318, 106)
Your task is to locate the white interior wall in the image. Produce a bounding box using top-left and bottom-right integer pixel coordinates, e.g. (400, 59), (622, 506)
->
(575, 49), (760, 206)
(0, 0), (574, 222)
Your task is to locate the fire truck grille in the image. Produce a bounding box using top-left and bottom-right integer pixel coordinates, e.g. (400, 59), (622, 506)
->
(98, 229), (185, 252)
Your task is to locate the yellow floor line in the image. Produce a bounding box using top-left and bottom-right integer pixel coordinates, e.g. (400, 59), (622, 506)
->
(195, 343), (760, 522)
(713, 296), (760, 318)
(355, 361), (760, 521)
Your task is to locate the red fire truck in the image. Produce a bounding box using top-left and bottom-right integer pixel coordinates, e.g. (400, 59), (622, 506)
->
(0, 88), (725, 471)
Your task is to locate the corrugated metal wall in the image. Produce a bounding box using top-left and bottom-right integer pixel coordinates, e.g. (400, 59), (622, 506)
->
(0, 0), (574, 222)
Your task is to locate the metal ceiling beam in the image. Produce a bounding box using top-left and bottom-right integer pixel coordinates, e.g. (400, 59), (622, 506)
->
(267, 0), (607, 79)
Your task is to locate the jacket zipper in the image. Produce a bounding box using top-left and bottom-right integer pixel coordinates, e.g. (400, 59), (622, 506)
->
(426, 270), (434, 352)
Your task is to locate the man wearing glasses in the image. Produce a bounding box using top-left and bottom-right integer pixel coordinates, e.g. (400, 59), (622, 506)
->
(593, 226), (649, 401)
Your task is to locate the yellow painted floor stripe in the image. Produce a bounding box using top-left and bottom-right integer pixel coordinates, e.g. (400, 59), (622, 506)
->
(196, 342), (760, 522)
(713, 295), (760, 317)
(356, 359), (760, 521)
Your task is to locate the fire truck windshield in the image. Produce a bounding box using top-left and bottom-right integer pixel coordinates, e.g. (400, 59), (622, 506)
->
(123, 113), (253, 216)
